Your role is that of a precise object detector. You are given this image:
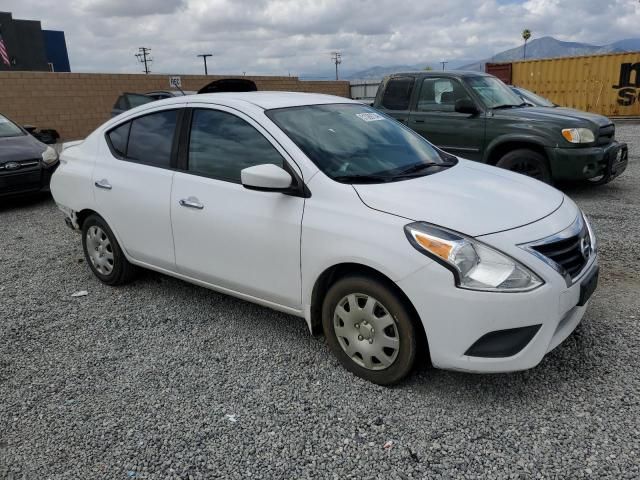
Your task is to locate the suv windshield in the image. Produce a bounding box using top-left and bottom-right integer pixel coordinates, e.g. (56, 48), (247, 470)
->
(465, 76), (525, 109)
(0, 115), (25, 138)
(266, 104), (455, 183)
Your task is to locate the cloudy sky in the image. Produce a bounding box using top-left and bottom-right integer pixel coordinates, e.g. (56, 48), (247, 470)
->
(4, 0), (640, 77)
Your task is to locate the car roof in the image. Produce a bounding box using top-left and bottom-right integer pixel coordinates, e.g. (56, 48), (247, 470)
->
(164, 91), (358, 110)
(388, 70), (491, 79)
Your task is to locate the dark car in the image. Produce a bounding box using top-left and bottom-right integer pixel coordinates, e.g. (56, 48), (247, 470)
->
(0, 113), (59, 199)
(111, 79), (259, 117)
(374, 71), (628, 185)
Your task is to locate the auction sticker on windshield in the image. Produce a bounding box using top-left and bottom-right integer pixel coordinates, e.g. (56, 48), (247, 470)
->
(356, 112), (385, 122)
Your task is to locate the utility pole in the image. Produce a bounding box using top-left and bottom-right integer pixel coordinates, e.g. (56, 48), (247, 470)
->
(197, 54), (213, 75)
(135, 47), (152, 74)
(331, 52), (342, 80)
(440, 61), (448, 71)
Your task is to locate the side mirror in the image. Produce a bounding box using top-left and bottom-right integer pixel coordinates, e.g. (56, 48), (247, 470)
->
(241, 164), (293, 192)
(455, 98), (479, 115)
(23, 125), (37, 134)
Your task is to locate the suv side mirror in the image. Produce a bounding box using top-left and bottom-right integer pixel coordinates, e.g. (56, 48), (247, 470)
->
(241, 164), (293, 192)
(455, 98), (479, 115)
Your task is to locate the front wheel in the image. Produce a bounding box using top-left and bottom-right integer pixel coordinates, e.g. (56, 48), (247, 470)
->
(322, 275), (418, 385)
(495, 149), (552, 184)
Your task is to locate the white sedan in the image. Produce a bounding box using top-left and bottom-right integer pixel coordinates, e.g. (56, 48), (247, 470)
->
(51, 92), (598, 385)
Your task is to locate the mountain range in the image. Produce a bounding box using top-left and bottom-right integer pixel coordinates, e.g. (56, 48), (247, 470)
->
(345, 36), (640, 81)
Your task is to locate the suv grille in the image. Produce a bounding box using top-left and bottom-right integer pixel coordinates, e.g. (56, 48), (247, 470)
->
(530, 227), (590, 278)
(597, 124), (615, 146)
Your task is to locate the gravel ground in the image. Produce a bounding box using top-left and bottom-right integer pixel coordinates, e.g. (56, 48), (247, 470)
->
(1, 123), (639, 479)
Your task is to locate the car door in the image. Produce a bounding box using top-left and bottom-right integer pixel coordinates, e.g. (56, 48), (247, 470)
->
(94, 106), (182, 270)
(170, 106), (305, 308)
(376, 76), (415, 125)
(408, 77), (485, 160)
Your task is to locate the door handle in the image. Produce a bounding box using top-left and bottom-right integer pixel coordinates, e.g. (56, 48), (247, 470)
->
(179, 197), (204, 210)
(95, 179), (112, 190)
(413, 119), (425, 124)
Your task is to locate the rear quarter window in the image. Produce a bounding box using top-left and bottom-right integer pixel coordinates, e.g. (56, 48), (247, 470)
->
(107, 122), (130, 157)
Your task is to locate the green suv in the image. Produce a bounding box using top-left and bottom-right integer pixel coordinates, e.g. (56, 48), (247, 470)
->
(373, 71), (628, 185)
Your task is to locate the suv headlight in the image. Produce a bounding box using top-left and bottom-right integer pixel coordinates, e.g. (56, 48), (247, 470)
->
(41, 146), (59, 165)
(405, 222), (543, 292)
(562, 128), (595, 144)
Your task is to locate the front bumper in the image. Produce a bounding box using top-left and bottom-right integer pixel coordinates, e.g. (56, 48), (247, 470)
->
(548, 141), (628, 182)
(397, 201), (597, 373)
(0, 161), (58, 198)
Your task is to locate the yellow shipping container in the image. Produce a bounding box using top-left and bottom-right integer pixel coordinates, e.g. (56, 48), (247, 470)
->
(507, 52), (640, 117)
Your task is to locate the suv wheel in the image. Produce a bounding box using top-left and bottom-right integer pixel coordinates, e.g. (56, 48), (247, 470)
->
(322, 275), (418, 385)
(496, 149), (552, 184)
(82, 214), (138, 285)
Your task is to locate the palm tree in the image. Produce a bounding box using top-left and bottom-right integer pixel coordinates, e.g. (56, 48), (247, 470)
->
(522, 29), (532, 60)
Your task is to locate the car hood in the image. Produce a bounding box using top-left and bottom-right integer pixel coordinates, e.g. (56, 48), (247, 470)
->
(0, 134), (47, 163)
(353, 160), (565, 237)
(494, 106), (612, 128)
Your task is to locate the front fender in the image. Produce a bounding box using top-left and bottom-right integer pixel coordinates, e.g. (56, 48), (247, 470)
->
(482, 133), (552, 163)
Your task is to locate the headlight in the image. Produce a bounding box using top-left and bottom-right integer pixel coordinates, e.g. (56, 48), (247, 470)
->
(561, 128), (595, 144)
(41, 146), (59, 165)
(404, 222), (543, 292)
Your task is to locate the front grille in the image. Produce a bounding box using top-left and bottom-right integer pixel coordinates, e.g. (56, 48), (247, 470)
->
(531, 227), (589, 278)
(0, 158), (41, 174)
(597, 124), (615, 146)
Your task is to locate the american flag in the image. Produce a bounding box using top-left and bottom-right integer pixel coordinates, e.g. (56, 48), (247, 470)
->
(0, 29), (10, 66)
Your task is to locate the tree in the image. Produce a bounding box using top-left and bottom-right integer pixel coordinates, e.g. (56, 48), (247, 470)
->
(522, 29), (532, 60)
(423, 65), (433, 71)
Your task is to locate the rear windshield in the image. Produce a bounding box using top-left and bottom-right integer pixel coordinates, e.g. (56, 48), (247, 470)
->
(0, 115), (25, 138)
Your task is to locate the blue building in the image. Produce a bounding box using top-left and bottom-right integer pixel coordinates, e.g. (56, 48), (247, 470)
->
(42, 30), (70, 72)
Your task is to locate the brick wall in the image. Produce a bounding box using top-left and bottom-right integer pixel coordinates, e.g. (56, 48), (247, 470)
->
(0, 72), (350, 140)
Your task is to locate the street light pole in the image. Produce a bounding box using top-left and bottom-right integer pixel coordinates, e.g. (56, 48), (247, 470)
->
(197, 54), (213, 75)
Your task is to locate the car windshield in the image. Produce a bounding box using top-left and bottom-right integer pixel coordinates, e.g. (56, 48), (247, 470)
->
(266, 104), (454, 183)
(0, 114), (25, 138)
(465, 76), (525, 109)
(514, 87), (556, 107)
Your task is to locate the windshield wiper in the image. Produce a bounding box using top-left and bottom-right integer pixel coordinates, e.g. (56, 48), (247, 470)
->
(393, 161), (457, 176)
(332, 174), (393, 184)
(493, 102), (527, 109)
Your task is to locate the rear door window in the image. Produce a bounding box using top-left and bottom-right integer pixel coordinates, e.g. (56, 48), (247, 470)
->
(125, 110), (178, 168)
(381, 77), (415, 110)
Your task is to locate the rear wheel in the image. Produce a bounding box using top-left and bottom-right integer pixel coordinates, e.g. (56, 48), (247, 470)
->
(82, 214), (137, 285)
(496, 149), (552, 184)
(322, 275), (418, 385)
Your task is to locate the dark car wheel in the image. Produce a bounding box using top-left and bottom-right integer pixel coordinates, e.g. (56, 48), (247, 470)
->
(322, 275), (418, 385)
(496, 149), (552, 184)
(81, 214), (138, 285)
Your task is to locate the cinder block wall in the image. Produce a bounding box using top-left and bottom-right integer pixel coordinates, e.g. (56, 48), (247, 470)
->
(0, 72), (350, 140)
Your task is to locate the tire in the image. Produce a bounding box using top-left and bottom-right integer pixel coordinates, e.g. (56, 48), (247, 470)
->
(81, 214), (138, 286)
(495, 149), (552, 184)
(322, 275), (419, 385)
